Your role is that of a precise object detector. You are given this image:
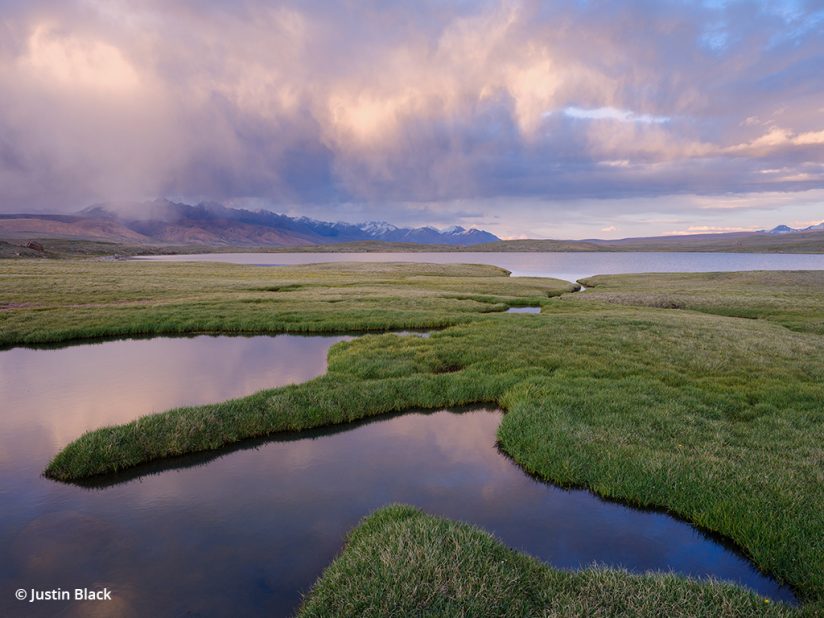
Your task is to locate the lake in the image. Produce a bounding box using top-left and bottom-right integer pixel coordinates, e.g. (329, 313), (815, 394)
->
(139, 251), (824, 282)
(0, 334), (796, 616)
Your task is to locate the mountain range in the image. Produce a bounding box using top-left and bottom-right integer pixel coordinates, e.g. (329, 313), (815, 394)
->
(0, 200), (499, 247)
(1, 200), (823, 255)
(765, 222), (824, 234)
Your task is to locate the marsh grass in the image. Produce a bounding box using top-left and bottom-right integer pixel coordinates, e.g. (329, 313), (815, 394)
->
(574, 271), (824, 334)
(0, 260), (574, 346)
(298, 505), (799, 617)
(4, 260), (822, 609)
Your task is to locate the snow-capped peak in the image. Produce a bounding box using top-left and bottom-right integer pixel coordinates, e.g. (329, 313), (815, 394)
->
(765, 221), (824, 234)
(358, 221), (399, 235)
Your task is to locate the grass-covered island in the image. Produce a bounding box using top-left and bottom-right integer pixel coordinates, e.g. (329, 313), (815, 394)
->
(3, 260), (822, 615)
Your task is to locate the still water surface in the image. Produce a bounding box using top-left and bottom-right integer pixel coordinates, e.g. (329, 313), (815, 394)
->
(140, 251), (824, 282)
(0, 334), (797, 616)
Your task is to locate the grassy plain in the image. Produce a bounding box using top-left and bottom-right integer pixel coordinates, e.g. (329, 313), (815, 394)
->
(576, 271), (824, 334)
(3, 260), (822, 613)
(0, 260), (573, 347)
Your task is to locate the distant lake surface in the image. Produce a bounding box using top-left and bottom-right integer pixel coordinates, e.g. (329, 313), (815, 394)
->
(139, 251), (824, 282)
(0, 334), (796, 616)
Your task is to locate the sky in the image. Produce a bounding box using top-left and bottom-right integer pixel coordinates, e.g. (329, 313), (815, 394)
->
(1, 0), (823, 239)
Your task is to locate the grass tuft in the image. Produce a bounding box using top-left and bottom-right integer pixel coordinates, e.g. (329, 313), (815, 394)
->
(299, 505), (799, 617)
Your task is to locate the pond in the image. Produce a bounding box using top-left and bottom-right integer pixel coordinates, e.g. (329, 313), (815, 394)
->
(0, 335), (796, 616)
(139, 251), (824, 283)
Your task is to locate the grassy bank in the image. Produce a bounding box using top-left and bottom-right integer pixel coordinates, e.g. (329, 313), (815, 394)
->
(0, 238), (183, 259)
(299, 505), (797, 617)
(3, 230), (824, 257)
(4, 260), (822, 608)
(575, 271), (824, 334)
(0, 260), (574, 347)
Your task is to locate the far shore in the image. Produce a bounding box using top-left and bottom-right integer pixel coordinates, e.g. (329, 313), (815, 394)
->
(3, 230), (824, 260)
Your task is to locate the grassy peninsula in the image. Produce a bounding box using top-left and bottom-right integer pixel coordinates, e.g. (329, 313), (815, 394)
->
(300, 505), (794, 617)
(0, 260), (574, 347)
(3, 260), (822, 613)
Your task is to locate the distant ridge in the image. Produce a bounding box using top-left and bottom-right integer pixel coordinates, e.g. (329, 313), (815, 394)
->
(1, 202), (823, 254)
(763, 222), (824, 234)
(0, 199), (500, 247)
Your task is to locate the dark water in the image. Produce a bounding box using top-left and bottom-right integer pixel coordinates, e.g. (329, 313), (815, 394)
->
(140, 251), (824, 282)
(0, 335), (796, 616)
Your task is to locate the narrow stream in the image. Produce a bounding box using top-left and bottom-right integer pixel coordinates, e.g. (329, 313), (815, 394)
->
(0, 334), (797, 616)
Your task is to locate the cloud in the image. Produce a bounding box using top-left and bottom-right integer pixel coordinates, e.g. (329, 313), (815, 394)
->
(0, 0), (822, 236)
(726, 126), (824, 156)
(22, 23), (141, 94)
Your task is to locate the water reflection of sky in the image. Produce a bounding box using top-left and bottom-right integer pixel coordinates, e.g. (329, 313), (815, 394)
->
(140, 251), (824, 283)
(0, 335), (797, 616)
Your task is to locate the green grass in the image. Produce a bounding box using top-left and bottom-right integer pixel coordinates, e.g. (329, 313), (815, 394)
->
(575, 271), (824, 334)
(4, 260), (823, 610)
(0, 260), (574, 347)
(299, 505), (798, 617)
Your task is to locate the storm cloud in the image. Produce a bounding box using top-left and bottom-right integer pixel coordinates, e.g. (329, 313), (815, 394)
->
(1, 0), (823, 237)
